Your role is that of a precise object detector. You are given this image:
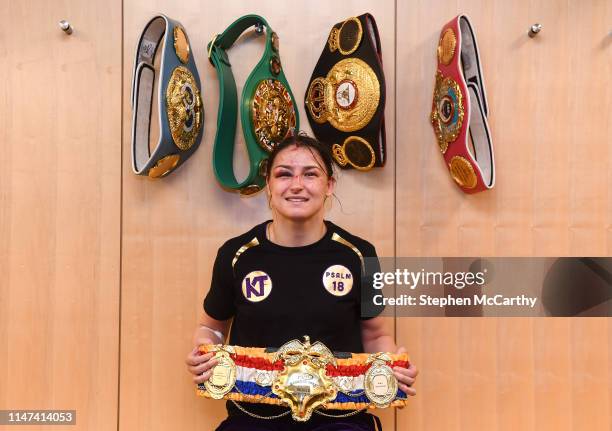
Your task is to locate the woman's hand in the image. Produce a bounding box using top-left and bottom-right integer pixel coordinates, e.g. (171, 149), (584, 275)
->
(186, 315), (231, 384)
(393, 346), (418, 396)
(185, 343), (219, 385)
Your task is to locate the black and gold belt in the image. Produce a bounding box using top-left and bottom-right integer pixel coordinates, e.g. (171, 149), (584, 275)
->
(196, 336), (409, 422)
(305, 14), (386, 172)
(207, 15), (299, 195)
(131, 15), (204, 178)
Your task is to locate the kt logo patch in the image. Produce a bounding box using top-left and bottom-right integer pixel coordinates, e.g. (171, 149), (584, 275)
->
(242, 271), (272, 302)
(322, 265), (353, 296)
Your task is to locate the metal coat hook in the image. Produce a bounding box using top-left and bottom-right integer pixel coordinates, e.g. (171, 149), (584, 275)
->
(59, 20), (73, 35)
(528, 23), (542, 38)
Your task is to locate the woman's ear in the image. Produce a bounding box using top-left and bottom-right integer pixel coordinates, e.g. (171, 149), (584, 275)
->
(327, 176), (336, 197)
(266, 183), (273, 209)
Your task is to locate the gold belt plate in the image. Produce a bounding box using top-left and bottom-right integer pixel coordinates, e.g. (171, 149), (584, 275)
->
(332, 136), (375, 171)
(431, 71), (464, 153)
(173, 26), (190, 64)
(337, 17), (363, 56)
(306, 58), (379, 133)
(251, 79), (297, 153)
(272, 336), (337, 422)
(364, 353), (398, 408)
(437, 28), (457, 66)
(204, 346), (237, 399)
(166, 66), (203, 151)
(148, 154), (180, 178)
(449, 156), (477, 189)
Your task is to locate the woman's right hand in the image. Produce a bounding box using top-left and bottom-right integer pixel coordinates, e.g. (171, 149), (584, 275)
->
(185, 342), (219, 385)
(187, 315), (230, 384)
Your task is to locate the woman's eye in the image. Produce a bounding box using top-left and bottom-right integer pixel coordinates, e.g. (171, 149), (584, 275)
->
(276, 171), (291, 177)
(305, 172), (318, 177)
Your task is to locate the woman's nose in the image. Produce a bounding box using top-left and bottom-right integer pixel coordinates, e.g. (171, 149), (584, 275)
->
(290, 174), (303, 188)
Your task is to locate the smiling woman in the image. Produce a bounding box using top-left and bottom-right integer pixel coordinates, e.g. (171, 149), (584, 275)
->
(265, 134), (336, 242)
(185, 133), (418, 431)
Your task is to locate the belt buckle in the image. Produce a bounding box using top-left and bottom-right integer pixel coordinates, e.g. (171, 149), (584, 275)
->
(207, 34), (219, 59)
(207, 34), (230, 67)
(272, 336), (337, 422)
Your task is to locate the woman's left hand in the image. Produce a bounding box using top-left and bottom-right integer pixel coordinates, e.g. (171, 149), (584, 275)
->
(393, 346), (418, 396)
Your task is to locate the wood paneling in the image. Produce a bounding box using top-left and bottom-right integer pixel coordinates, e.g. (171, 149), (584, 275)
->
(0, 0), (121, 430)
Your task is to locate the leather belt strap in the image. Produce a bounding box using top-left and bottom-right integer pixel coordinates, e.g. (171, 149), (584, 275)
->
(431, 14), (495, 193)
(131, 15), (204, 178)
(208, 15), (299, 195)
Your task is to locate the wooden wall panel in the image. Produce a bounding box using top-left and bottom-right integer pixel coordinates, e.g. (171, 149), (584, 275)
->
(397, 0), (611, 257)
(569, 319), (610, 429)
(396, 1), (611, 431)
(0, 0), (121, 430)
(120, 1), (395, 430)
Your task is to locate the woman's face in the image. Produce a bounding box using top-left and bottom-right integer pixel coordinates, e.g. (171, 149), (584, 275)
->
(267, 145), (335, 222)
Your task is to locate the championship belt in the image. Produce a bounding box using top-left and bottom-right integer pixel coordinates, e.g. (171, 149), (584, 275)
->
(207, 15), (299, 195)
(305, 14), (386, 172)
(430, 15), (495, 193)
(131, 15), (204, 178)
(196, 336), (409, 422)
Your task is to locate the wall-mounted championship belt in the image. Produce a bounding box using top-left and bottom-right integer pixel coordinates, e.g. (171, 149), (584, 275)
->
(196, 336), (409, 421)
(131, 15), (204, 178)
(208, 15), (299, 195)
(305, 14), (386, 172)
(431, 15), (495, 193)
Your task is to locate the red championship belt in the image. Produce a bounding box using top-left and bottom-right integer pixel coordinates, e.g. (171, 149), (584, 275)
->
(431, 15), (495, 193)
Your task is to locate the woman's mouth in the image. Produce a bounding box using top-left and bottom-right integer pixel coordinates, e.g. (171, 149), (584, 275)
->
(285, 197), (309, 202)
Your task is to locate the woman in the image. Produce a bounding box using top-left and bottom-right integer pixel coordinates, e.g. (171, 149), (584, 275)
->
(186, 134), (417, 430)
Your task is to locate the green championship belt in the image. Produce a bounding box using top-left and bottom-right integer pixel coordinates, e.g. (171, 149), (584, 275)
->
(207, 15), (299, 195)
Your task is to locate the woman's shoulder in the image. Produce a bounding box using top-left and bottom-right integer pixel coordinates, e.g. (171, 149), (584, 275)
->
(325, 220), (377, 256)
(216, 221), (268, 254)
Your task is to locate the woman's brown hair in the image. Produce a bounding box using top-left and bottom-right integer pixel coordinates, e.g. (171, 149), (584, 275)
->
(265, 133), (335, 179)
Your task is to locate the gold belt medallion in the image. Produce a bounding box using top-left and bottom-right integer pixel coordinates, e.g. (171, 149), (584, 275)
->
(337, 17), (363, 56)
(173, 26), (190, 64)
(437, 28), (456, 66)
(166, 66), (203, 151)
(449, 156), (477, 189)
(332, 136), (375, 171)
(431, 71), (464, 153)
(364, 353), (398, 408)
(251, 79), (297, 152)
(272, 336), (337, 422)
(306, 58), (379, 133)
(148, 154), (180, 178)
(204, 346), (237, 399)
(327, 16), (363, 55)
